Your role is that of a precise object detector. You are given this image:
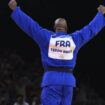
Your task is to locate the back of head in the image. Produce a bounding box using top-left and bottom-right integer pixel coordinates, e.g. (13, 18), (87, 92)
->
(54, 18), (68, 33)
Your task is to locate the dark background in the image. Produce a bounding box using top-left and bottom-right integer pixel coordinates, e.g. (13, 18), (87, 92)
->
(0, 0), (105, 98)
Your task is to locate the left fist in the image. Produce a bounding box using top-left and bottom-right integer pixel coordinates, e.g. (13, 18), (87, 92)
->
(97, 5), (105, 15)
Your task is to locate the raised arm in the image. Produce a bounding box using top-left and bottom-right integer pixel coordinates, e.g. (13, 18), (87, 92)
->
(8, 0), (43, 43)
(73, 5), (105, 48)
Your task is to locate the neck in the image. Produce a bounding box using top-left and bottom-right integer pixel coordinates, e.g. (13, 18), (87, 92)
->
(56, 29), (67, 33)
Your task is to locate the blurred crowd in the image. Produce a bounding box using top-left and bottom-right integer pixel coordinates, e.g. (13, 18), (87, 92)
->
(0, 49), (105, 105)
(73, 82), (105, 105)
(0, 49), (42, 105)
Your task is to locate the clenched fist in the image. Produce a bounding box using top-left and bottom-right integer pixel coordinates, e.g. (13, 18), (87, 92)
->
(97, 5), (105, 15)
(8, 0), (17, 11)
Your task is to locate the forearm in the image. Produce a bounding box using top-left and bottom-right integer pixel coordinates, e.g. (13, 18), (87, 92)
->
(76, 12), (105, 48)
(11, 7), (42, 38)
(88, 12), (105, 35)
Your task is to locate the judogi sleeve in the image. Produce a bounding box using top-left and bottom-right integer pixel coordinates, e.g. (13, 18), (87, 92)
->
(11, 6), (44, 44)
(73, 12), (105, 49)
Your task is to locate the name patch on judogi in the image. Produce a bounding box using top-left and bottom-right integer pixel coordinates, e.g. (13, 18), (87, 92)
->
(48, 35), (76, 60)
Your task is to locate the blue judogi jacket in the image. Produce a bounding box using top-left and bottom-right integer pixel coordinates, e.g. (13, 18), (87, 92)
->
(11, 7), (105, 87)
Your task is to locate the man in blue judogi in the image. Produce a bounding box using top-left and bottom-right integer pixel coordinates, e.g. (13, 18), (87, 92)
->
(8, 0), (105, 105)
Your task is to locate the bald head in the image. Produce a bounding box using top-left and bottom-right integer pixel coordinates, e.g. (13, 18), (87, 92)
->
(54, 18), (68, 33)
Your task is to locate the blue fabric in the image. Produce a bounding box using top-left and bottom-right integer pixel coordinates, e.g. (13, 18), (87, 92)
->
(11, 7), (105, 87)
(41, 86), (73, 105)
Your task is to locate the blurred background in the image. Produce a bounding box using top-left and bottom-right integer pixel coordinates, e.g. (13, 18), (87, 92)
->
(0, 0), (105, 105)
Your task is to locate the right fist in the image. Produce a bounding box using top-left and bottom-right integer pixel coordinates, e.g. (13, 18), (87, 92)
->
(8, 0), (17, 11)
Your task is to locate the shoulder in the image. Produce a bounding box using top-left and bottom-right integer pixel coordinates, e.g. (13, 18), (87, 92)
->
(39, 28), (55, 39)
(40, 28), (55, 34)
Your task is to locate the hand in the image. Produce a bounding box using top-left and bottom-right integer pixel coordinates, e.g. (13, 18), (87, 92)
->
(8, 0), (17, 11)
(97, 5), (105, 15)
